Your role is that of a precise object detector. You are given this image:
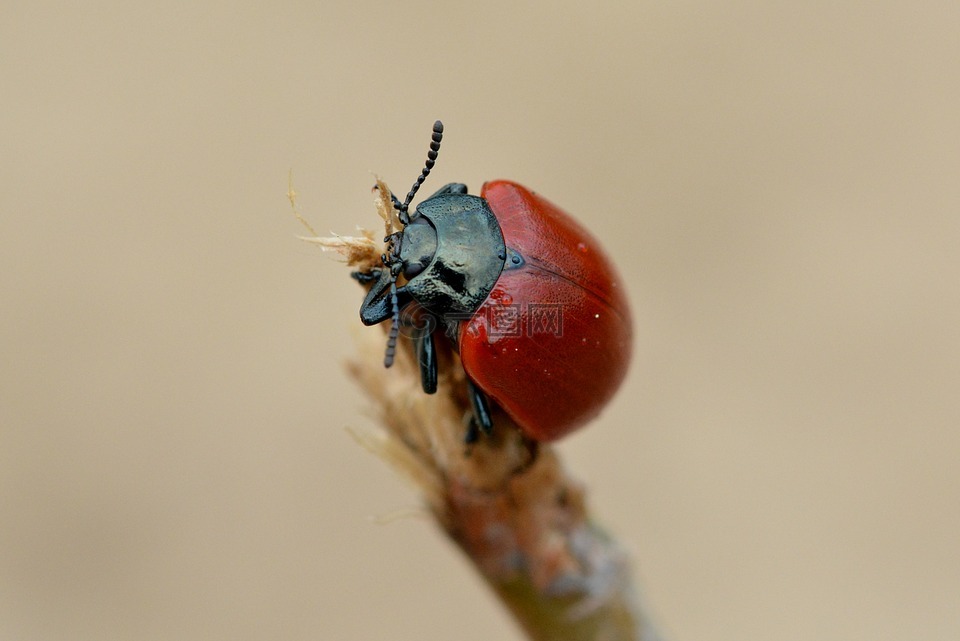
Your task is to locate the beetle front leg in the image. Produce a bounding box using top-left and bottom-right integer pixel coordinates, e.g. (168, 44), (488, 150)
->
(357, 268), (411, 326)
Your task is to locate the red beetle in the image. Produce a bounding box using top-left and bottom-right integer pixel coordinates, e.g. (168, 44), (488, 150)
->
(354, 121), (632, 442)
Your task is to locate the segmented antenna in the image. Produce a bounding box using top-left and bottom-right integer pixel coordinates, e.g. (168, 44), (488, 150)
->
(398, 120), (444, 224)
(383, 279), (400, 367)
(382, 120), (444, 366)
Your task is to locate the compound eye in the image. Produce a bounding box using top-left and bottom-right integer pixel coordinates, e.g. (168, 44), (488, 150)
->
(403, 261), (425, 279)
(397, 217), (437, 282)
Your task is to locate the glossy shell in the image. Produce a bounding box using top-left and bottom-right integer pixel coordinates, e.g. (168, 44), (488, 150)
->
(458, 180), (633, 441)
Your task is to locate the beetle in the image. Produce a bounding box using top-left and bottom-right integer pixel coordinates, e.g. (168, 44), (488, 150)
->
(353, 121), (632, 442)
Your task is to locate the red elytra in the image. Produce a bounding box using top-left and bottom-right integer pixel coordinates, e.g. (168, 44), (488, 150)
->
(458, 180), (633, 441)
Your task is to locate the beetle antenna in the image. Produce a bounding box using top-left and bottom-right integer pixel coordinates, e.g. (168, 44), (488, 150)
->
(398, 120), (443, 225)
(384, 279), (401, 367)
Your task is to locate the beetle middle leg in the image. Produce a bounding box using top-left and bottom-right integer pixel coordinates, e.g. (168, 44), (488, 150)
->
(464, 378), (494, 443)
(350, 268), (381, 285)
(411, 318), (438, 394)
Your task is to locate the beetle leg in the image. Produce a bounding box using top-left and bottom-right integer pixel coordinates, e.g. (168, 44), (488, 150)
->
(369, 182), (403, 211)
(423, 183), (468, 201)
(358, 268), (411, 326)
(350, 268), (381, 285)
(389, 191), (403, 211)
(412, 323), (438, 394)
(465, 378), (494, 442)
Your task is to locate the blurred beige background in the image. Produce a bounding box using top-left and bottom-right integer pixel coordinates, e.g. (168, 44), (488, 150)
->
(2, 2), (958, 640)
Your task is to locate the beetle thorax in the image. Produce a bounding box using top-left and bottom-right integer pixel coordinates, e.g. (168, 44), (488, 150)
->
(400, 194), (506, 318)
